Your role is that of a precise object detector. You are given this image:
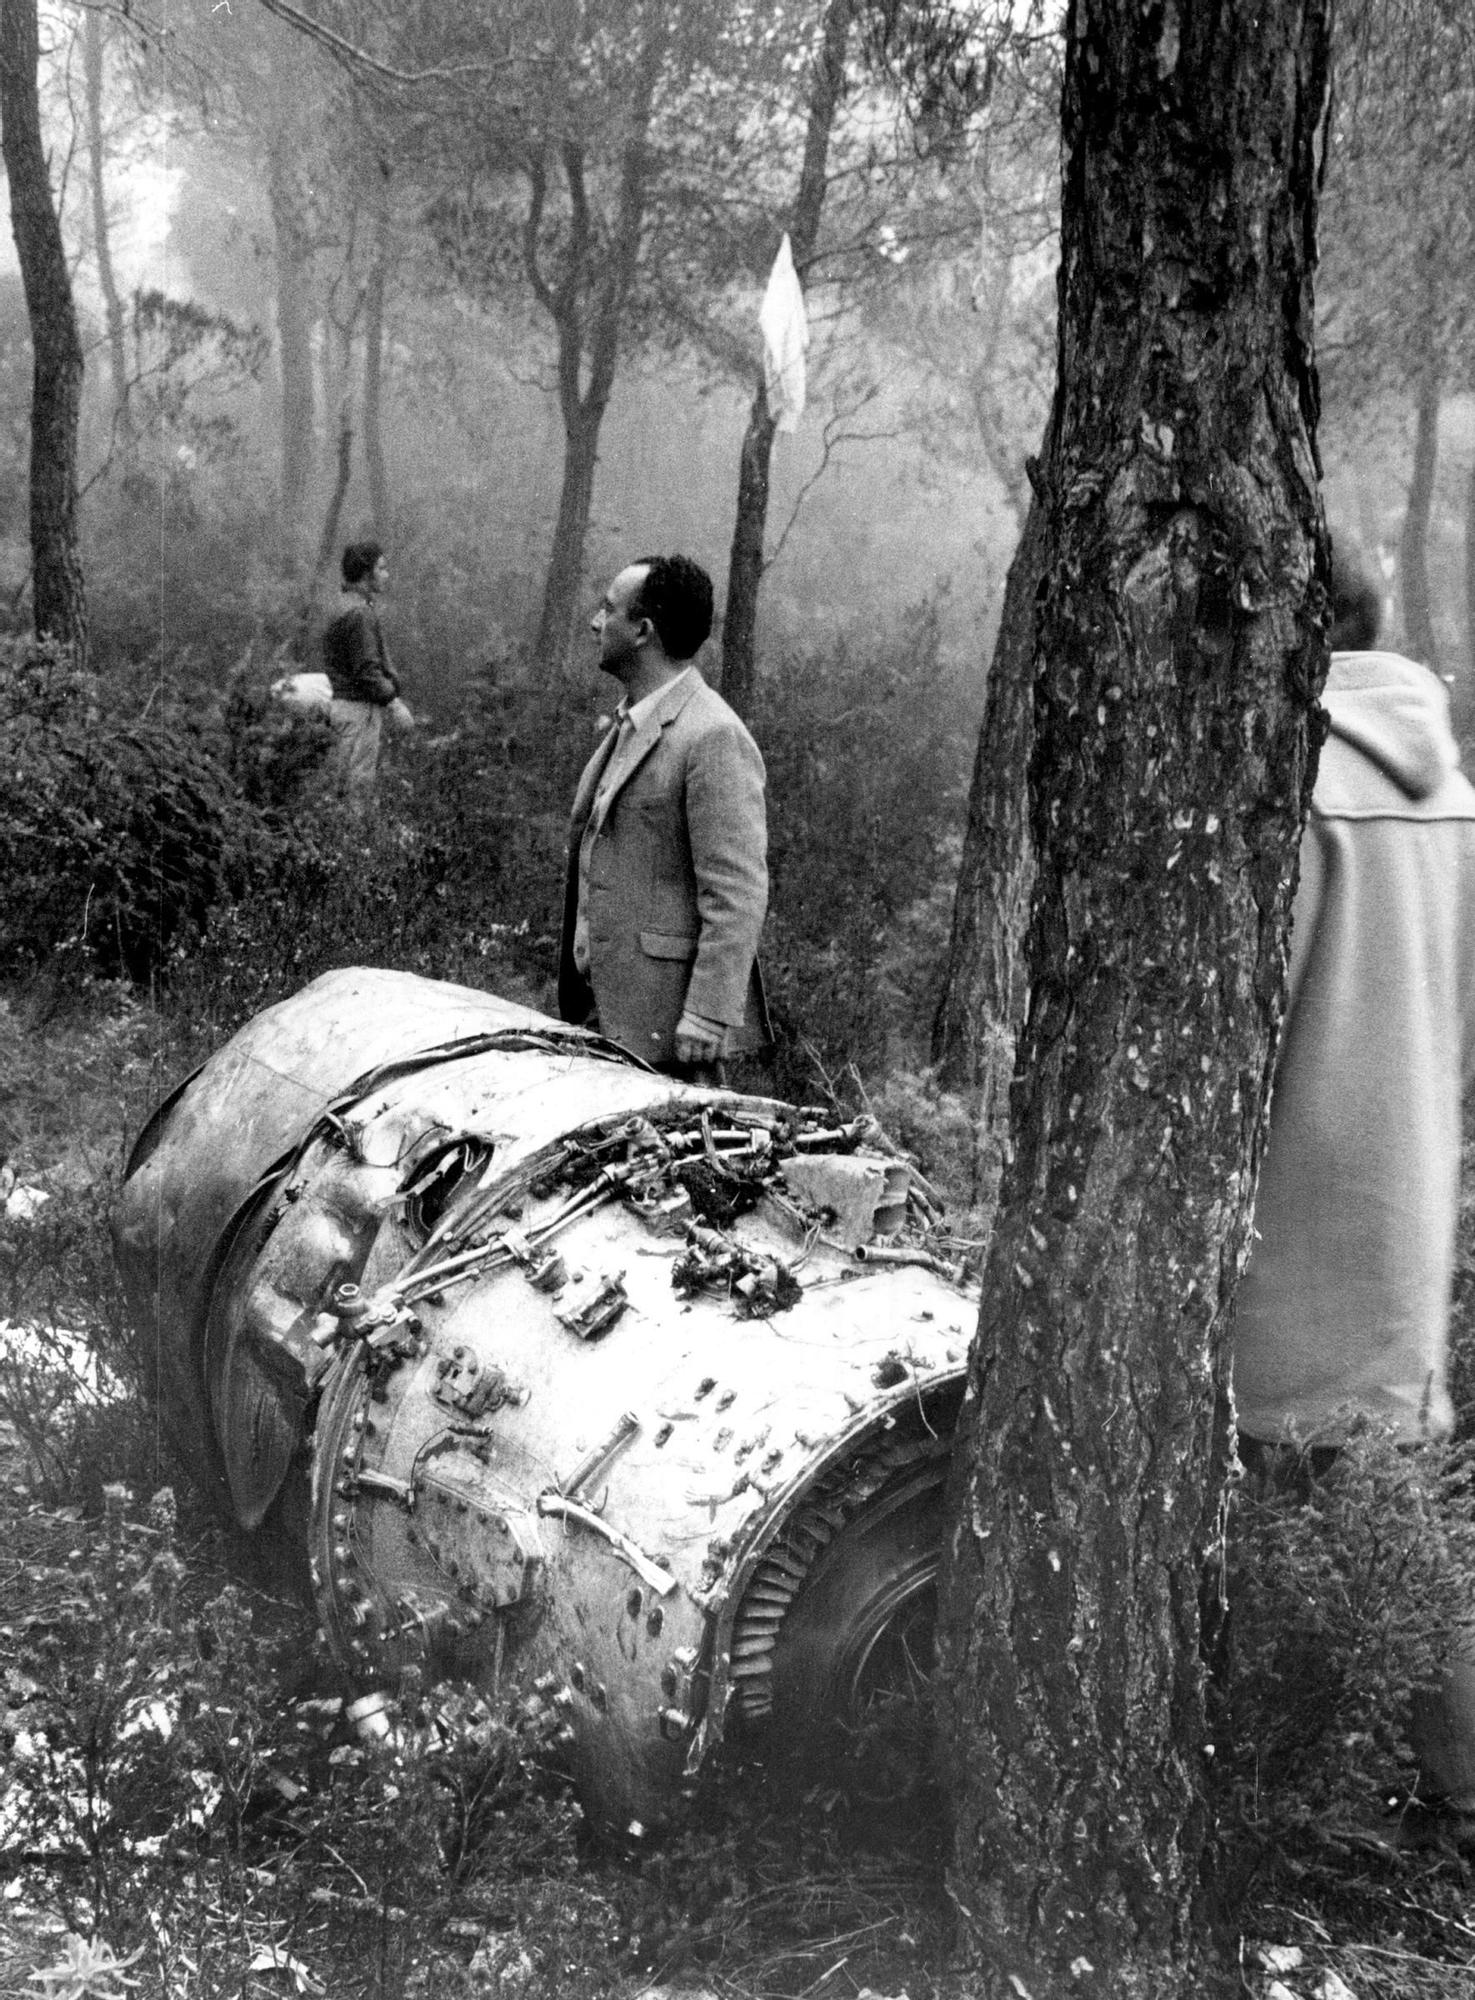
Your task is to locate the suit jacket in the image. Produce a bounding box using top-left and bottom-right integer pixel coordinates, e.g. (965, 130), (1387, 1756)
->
(558, 670), (771, 1064)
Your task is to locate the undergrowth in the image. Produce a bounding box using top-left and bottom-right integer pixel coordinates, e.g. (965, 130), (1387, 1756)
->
(5, 611), (1475, 1994)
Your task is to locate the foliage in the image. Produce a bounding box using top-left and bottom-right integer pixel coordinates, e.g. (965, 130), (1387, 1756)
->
(3, 980), (1475, 1996)
(126, 289), (269, 471)
(0, 638), (265, 986)
(1215, 1427), (1475, 1893)
(753, 597), (982, 1102)
(0, 1485), (593, 1997)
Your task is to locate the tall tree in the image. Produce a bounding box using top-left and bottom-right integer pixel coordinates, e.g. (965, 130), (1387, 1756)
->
(715, 0), (1002, 709)
(525, 1), (668, 669)
(1315, 0), (1475, 666)
(82, 3), (132, 451)
(720, 0), (853, 713)
(929, 488), (1043, 1205)
(419, 0), (720, 668)
(936, 8), (1331, 1999)
(0, 0), (87, 656)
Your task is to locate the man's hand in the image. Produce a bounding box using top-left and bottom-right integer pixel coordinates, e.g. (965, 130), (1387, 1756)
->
(674, 1009), (725, 1068)
(385, 696), (417, 736)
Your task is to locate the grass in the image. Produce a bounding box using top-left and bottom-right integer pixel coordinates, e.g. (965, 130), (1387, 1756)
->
(2, 974), (1474, 2000)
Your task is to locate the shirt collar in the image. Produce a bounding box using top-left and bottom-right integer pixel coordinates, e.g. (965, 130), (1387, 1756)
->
(616, 665), (694, 732)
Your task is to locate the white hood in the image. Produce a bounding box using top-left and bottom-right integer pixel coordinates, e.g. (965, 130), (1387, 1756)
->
(1323, 650), (1460, 801)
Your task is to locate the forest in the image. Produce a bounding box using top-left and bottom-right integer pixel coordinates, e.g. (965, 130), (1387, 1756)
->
(3, 2), (1475, 1998)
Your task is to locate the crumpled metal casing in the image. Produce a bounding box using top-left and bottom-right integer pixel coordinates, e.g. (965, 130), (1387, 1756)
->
(113, 968), (975, 1832)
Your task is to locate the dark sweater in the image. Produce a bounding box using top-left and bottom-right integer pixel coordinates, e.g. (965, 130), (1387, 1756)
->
(322, 600), (398, 705)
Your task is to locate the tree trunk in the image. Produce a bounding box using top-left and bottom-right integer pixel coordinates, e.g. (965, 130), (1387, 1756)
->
(530, 23), (662, 670)
(84, 5), (131, 450)
(268, 152), (316, 574)
(1463, 449), (1475, 735)
(720, 0), (852, 711)
(364, 164), (391, 536)
(935, 3), (1331, 1994)
(929, 489), (1045, 1211)
(0, 0), (87, 658)
(720, 378), (777, 714)
(535, 397), (605, 667)
(313, 397), (354, 596)
(1399, 358), (1441, 668)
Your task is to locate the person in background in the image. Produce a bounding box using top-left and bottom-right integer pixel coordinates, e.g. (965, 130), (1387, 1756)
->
(321, 541), (412, 794)
(559, 553), (770, 1081)
(1234, 540), (1475, 1837)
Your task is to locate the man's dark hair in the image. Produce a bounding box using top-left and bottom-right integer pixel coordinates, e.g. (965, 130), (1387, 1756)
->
(342, 540), (384, 587)
(1328, 540), (1381, 651)
(630, 554), (714, 662)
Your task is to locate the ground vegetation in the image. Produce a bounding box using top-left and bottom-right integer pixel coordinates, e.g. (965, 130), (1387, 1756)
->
(2, 2), (1475, 1996)
(3, 605), (1475, 1998)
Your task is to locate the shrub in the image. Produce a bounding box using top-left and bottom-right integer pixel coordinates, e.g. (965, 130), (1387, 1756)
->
(0, 638), (266, 985)
(1214, 1426), (1475, 1895)
(0, 1483), (591, 1994)
(751, 599), (981, 1098)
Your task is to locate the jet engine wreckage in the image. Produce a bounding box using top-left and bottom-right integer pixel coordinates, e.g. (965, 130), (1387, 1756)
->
(113, 968), (978, 1834)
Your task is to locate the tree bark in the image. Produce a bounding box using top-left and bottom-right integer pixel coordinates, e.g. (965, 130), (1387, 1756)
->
(1399, 354), (1441, 668)
(364, 163), (391, 536)
(720, 380), (777, 712)
(929, 488), (1045, 1210)
(0, 0), (87, 658)
(935, 3), (1331, 1994)
(1464, 450), (1475, 727)
(537, 394), (605, 669)
(720, 0), (852, 713)
(84, 5), (131, 451)
(531, 16), (664, 671)
(313, 397), (353, 597)
(268, 149), (317, 573)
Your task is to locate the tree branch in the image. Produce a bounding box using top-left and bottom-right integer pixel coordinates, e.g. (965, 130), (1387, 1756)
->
(766, 386), (896, 574)
(248, 0), (518, 89)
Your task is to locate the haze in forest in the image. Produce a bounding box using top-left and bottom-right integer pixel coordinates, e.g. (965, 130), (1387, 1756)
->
(0, 1), (1466, 748)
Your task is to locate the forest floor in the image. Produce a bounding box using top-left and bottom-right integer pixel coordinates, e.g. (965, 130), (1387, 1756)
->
(1, 979), (1473, 2000)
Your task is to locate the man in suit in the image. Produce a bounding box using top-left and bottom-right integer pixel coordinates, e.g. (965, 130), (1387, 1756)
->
(558, 554), (770, 1077)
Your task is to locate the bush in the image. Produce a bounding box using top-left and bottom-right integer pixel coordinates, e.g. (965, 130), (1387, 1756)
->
(752, 599), (981, 1099)
(0, 639), (266, 985)
(0, 1484), (594, 1994)
(1214, 1426), (1475, 1894)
